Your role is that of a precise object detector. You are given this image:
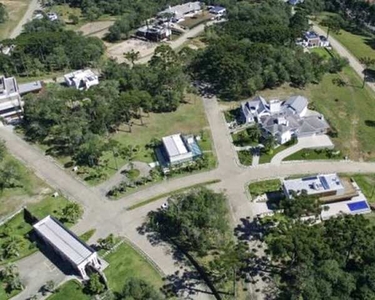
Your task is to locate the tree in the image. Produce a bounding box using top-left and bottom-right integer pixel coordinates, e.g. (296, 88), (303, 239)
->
(147, 188), (230, 254)
(320, 16), (343, 39)
(359, 57), (375, 88)
(1, 264), (23, 292)
(87, 273), (105, 295)
(124, 50), (140, 66)
(0, 140), (6, 162)
(280, 192), (322, 219)
(68, 14), (79, 25)
(97, 234), (116, 250)
(247, 125), (261, 143)
(120, 278), (163, 300)
(0, 3), (8, 24)
(60, 202), (82, 224)
(43, 280), (56, 293)
(1, 236), (21, 259)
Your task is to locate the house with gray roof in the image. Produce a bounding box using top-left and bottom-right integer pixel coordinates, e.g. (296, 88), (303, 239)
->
(241, 95), (329, 144)
(158, 2), (201, 23)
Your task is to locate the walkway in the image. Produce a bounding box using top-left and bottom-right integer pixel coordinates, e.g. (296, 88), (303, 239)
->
(9, 0), (41, 39)
(270, 135), (334, 165)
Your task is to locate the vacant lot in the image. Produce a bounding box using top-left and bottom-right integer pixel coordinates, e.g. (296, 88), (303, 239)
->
(249, 179), (282, 198)
(318, 12), (375, 61)
(0, 0), (30, 39)
(179, 12), (212, 29)
(106, 38), (157, 63)
(0, 154), (50, 218)
(77, 20), (114, 38)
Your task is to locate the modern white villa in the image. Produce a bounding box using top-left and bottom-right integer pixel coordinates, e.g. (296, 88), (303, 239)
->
(64, 69), (99, 90)
(156, 133), (202, 171)
(296, 31), (330, 48)
(158, 2), (201, 23)
(282, 174), (371, 220)
(241, 95), (330, 144)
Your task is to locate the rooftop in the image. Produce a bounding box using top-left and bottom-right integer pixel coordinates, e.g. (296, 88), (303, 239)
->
(283, 174), (344, 197)
(305, 31), (319, 39)
(162, 134), (189, 158)
(159, 2), (201, 17)
(33, 215), (95, 266)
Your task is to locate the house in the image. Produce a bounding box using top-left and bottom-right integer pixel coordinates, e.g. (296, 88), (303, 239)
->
(282, 174), (371, 220)
(33, 215), (102, 279)
(64, 69), (99, 90)
(158, 2), (201, 23)
(156, 133), (202, 170)
(0, 75), (22, 121)
(297, 31), (330, 48)
(136, 23), (172, 42)
(47, 12), (58, 21)
(241, 95), (329, 144)
(209, 6), (226, 16)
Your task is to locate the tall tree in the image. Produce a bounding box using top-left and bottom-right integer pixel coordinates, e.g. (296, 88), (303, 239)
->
(359, 57), (375, 88)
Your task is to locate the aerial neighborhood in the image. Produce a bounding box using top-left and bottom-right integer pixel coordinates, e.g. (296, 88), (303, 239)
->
(1, 0), (375, 299)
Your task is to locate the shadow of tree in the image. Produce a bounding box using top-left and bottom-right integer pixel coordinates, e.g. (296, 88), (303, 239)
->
(365, 120), (375, 127)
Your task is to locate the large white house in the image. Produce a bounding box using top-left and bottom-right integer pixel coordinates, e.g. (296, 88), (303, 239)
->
(0, 75), (22, 121)
(241, 95), (329, 144)
(64, 69), (99, 90)
(33, 215), (102, 279)
(158, 2), (201, 23)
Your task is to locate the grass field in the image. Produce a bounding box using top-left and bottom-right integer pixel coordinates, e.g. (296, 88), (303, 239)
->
(259, 143), (291, 164)
(0, 0), (30, 39)
(104, 242), (164, 294)
(0, 154), (49, 218)
(47, 280), (89, 300)
(0, 196), (75, 265)
(351, 174), (375, 203)
(284, 148), (341, 161)
(248, 179), (282, 198)
(317, 12), (375, 61)
(0, 283), (20, 300)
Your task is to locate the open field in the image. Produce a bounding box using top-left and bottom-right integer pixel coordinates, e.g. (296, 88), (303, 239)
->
(0, 196), (72, 265)
(317, 12), (375, 61)
(0, 154), (50, 218)
(0, 0), (31, 39)
(77, 20), (114, 38)
(351, 174), (375, 203)
(106, 38), (157, 63)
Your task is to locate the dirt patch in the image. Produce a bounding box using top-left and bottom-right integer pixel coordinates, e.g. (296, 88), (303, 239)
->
(77, 20), (114, 38)
(106, 38), (158, 63)
(0, 0), (30, 38)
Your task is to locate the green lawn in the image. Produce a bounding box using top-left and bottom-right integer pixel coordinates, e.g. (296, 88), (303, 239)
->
(248, 179), (282, 198)
(259, 144), (291, 164)
(0, 154), (48, 218)
(232, 130), (259, 147)
(0, 283), (21, 300)
(310, 47), (332, 59)
(317, 12), (375, 61)
(284, 148), (342, 161)
(0, 196), (76, 265)
(76, 95), (212, 185)
(104, 242), (164, 294)
(47, 280), (89, 300)
(351, 174), (375, 203)
(0, 0), (31, 39)
(237, 150), (253, 166)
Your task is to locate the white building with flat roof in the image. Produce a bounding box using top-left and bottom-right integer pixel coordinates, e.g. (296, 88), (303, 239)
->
(158, 2), (201, 23)
(64, 69), (99, 90)
(283, 173), (345, 199)
(0, 75), (22, 121)
(33, 215), (101, 279)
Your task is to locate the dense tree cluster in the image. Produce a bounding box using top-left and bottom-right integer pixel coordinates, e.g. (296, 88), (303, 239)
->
(0, 141), (23, 193)
(147, 188), (230, 254)
(0, 3), (8, 24)
(266, 215), (375, 299)
(22, 45), (187, 166)
(190, 0), (336, 100)
(120, 278), (163, 300)
(0, 19), (104, 77)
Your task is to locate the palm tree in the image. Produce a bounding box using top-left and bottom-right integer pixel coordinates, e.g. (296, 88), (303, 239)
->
(3, 236), (21, 259)
(123, 50), (140, 66)
(359, 57), (375, 88)
(247, 125), (262, 143)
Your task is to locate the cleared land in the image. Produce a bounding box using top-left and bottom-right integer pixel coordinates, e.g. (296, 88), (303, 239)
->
(0, 154), (50, 218)
(0, 0), (31, 39)
(179, 12), (212, 29)
(318, 12), (375, 61)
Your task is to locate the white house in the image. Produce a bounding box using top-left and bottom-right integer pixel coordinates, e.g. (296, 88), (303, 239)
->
(158, 2), (201, 23)
(64, 69), (99, 90)
(297, 31), (330, 48)
(209, 6), (226, 17)
(0, 76), (22, 121)
(33, 215), (102, 279)
(241, 95), (329, 144)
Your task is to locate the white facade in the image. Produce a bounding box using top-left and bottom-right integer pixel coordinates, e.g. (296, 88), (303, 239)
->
(64, 69), (99, 90)
(162, 134), (194, 165)
(158, 2), (201, 22)
(0, 75), (22, 120)
(33, 215), (101, 279)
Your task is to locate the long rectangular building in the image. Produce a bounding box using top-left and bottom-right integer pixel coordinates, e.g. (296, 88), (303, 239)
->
(33, 215), (101, 279)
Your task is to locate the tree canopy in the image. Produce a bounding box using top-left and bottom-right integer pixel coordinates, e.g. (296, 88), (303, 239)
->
(0, 3), (8, 24)
(120, 278), (163, 300)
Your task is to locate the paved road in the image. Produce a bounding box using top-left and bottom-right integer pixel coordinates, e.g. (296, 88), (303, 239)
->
(313, 25), (375, 94)
(9, 0), (41, 39)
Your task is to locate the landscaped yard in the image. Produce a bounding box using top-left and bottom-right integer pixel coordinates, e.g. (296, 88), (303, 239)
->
(317, 12), (375, 61)
(74, 94), (213, 185)
(0, 196), (76, 265)
(259, 143), (291, 164)
(0, 0), (31, 39)
(237, 150), (253, 166)
(248, 179), (282, 198)
(104, 242), (164, 294)
(284, 148), (342, 161)
(47, 280), (89, 300)
(232, 129), (259, 147)
(0, 283), (21, 300)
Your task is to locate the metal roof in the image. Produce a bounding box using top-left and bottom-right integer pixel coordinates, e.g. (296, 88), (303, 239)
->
(18, 81), (42, 95)
(33, 216), (94, 266)
(162, 134), (188, 158)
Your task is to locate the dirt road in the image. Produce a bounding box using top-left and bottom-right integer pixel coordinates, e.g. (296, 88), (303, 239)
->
(9, 0), (40, 39)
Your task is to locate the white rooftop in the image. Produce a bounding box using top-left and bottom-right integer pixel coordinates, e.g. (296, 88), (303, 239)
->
(33, 215), (94, 266)
(162, 134), (188, 158)
(283, 173), (344, 197)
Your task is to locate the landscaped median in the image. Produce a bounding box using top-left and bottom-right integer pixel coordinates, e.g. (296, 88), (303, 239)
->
(283, 148), (343, 161)
(127, 179), (221, 210)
